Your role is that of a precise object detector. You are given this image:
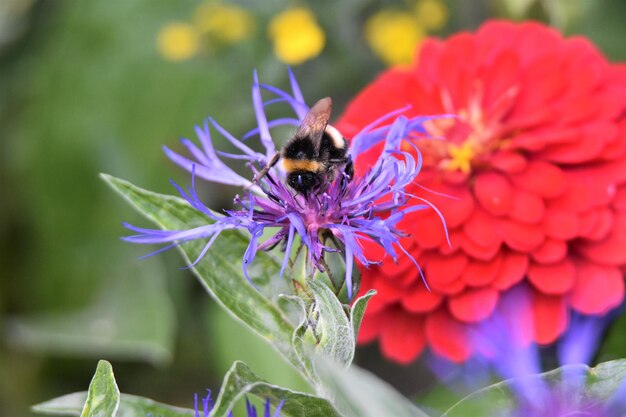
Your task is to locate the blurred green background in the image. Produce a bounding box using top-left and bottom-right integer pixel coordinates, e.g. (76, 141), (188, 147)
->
(1, 0), (626, 415)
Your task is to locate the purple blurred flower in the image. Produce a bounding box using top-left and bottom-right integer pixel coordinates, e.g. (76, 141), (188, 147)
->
(431, 285), (626, 417)
(194, 390), (283, 417)
(123, 70), (445, 299)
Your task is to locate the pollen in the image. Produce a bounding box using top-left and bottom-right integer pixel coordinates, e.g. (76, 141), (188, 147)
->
(268, 8), (325, 65)
(157, 22), (200, 61)
(443, 141), (475, 174)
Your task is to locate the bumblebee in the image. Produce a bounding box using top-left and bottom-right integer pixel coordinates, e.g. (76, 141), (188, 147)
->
(256, 97), (353, 194)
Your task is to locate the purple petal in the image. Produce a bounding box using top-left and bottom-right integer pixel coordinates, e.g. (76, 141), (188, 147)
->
(252, 71), (276, 158)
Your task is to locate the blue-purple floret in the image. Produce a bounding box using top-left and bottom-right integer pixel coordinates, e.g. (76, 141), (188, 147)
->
(123, 69), (447, 299)
(430, 286), (626, 417)
(194, 390), (283, 417)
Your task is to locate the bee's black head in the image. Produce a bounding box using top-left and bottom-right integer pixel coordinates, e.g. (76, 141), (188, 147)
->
(287, 171), (322, 194)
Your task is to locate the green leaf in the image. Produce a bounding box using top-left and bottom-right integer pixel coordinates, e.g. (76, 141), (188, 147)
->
(210, 361), (340, 417)
(6, 262), (175, 364)
(32, 392), (86, 416)
(315, 358), (430, 417)
(442, 360), (626, 416)
(281, 294), (319, 387)
(306, 279), (355, 368)
(80, 360), (120, 417)
(33, 392), (195, 417)
(286, 284), (376, 389)
(102, 175), (300, 371)
(349, 290), (376, 344)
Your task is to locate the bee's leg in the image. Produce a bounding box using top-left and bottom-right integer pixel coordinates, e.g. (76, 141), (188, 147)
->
(252, 153), (281, 185)
(344, 156), (354, 180)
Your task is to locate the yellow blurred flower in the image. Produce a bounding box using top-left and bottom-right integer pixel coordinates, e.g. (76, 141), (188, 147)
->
(193, 2), (254, 43)
(414, 0), (449, 30)
(268, 8), (325, 65)
(157, 22), (200, 61)
(364, 10), (425, 67)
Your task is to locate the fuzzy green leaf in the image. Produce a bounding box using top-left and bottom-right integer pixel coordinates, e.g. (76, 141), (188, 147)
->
(349, 290), (376, 344)
(306, 279), (355, 368)
(102, 175), (300, 371)
(33, 392), (195, 417)
(210, 361), (340, 417)
(80, 360), (120, 417)
(315, 358), (430, 417)
(443, 360), (626, 416)
(286, 285), (377, 389)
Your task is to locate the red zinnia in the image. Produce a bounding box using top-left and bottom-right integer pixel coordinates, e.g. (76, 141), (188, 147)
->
(336, 20), (626, 363)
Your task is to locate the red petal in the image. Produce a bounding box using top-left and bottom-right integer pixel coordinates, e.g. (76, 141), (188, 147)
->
(438, 34), (477, 106)
(474, 172), (514, 216)
(380, 310), (426, 364)
(425, 252), (468, 285)
(454, 231), (502, 260)
(372, 274), (410, 302)
(510, 161), (566, 199)
(532, 292), (568, 344)
(359, 282), (393, 315)
(407, 210), (446, 249)
(538, 122), (617, 163)
(528, 259), (576, 294)
(500, 219), (545, 251)
(511, 57), (567, 126)
(510, 189), (545, 224)
(570, 260), (625, 315)
(490, 151), (528, 174)
(357, 308), (389, 344)
(613, 186), (626, 211)
(380, 249), (421, 282)
(416, 182), (475, 228)
(531, 239), (567, 264)
(576, 214), (626, 265)
(359, 234), (388, 263)
(543, 208), (580, 240)
(336, 70), (415, 138)
(482, 51), (520, 110)
(463, 207), (501, 248)
(576, 207), (613, 241)
(428, 275), (466, 295)
(550, 161), (626, 212)
(493, 251), (529, 290)
(603, 122), (626, 160)
(448, 287), (499, 323)
(461, 254), (503, 287)
(511, 128), (577, 152)
(402, 284), (444, 313)
(425, 309), (472, 362)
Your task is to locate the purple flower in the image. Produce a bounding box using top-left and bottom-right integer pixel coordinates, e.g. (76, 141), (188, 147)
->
(123, 69), (446, 299)
(194, 390), (283, 417)
(431, 285), (626, 417)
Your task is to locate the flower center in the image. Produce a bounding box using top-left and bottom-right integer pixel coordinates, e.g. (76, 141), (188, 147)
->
(412, 83), (519, 174)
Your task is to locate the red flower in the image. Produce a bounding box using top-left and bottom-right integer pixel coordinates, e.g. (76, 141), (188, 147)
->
(336, 20), (626, 363)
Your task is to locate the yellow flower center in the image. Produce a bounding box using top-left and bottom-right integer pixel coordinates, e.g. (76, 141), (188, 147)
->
(442, 141), (476, 174)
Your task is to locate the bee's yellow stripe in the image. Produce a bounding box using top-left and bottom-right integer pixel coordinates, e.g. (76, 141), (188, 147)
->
(282, 159), (322, 172)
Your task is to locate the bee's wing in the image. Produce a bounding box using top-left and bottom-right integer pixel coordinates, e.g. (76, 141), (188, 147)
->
(294, 97), (332, 153)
